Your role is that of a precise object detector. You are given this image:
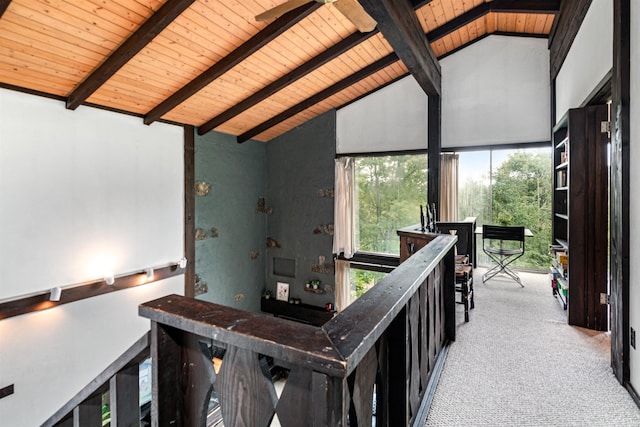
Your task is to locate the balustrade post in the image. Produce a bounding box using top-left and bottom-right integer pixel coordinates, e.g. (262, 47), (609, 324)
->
(151, 322), (213, 427)
(139, 235), (456, 427)
(443, 248), (456, 342)
(72, 394), (101, 427)
(151, 321), (184, 427)
(109, 364), (140, 426)
(312, 372), (348, 426)
(387, 306), (409, 426)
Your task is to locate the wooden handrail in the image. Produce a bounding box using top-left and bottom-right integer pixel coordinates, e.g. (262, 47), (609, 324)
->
(326, 235), (456, 372)
(140, 234), (457, 426)
(42, 332), (151, 427)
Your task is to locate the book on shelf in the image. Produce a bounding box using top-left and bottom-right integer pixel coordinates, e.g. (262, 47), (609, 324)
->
(557, 170), (567, 187)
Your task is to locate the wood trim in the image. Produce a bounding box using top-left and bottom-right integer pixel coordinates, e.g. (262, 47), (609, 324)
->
(0, 264), (185, 320)
(234, 52), (400, 142)
(427, 3), (491, 43)
(548, 0), (592, 79)
(0, 83), (183, 129)
(184, 126), (195, 299)
(625, 381), (640, 410)
(437, 31), (548, 62)
(336, 147), (427, 158)
(582, 69), (613, 107)
(0, 0), (11, 19)
(610, 0), (630, 385)
(411, 0), (434, 8)
(359, 0), (441, 96)
(41, 332), (150, 427)
(442, 140), (552, 153)
(336, 141), (551, 158)
(197, 0), (436, 134)
(143, 2), (321, 125)
(427, 95), (441, 210)
(0, 384), (14, 400)
(65, 0), (195, 110)
(490, 0), (560, 14)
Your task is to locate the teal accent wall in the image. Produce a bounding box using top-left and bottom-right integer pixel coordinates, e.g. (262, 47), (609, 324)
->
(266, 110), (337, 307)
(194, 130), (267, 312)
(193, 111), (337, 313)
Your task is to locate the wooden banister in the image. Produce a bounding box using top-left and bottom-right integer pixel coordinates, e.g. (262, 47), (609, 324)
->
(42, 332), (151, 427)
(140, 234), (457, 427)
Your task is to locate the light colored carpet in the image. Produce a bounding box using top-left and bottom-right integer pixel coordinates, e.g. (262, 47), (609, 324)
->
(425, 268), (640, 426)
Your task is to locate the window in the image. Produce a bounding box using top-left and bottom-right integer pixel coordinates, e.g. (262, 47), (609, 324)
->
(350, 268), (387, 300)
(458, 147), (552, 270)
(354, 154), (428, 256)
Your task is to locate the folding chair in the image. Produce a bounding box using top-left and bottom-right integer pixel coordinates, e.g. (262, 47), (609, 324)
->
(482, 225), (525, 287)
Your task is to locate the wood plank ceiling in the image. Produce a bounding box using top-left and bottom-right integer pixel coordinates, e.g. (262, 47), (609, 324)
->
(0, 0), (559, 142)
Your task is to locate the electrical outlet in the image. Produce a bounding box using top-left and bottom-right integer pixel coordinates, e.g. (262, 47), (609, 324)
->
(631, 327), (636, 350)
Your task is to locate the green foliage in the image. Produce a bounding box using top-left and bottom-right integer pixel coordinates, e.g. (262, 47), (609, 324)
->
(351, 269), (386, 299)
(491, 151), (552, 267)
(352, 149), (552, 301)
(459, 150), (552, 269)
(356, 154), (428, 255)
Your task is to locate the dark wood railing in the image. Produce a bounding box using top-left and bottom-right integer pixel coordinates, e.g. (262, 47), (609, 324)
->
(42, 333), (151, 427)
(140, 234), (456, 427)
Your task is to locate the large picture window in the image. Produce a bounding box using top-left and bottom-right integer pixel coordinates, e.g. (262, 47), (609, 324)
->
(354, 154), (428, 256)
(458, 147), (552, 270)
(335, 147), (551, 311)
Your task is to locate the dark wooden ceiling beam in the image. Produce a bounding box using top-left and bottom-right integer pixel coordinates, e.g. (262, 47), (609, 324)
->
(0, 0), (12, 19)
(144, 2), (320, 125)
(411, 0), (434, 8)
(232, 53), (400, 143)
(198, 30), (377, 135)
(427, 0), (560, 43)
(427, 3), (491, 43)
(199, 0), (437, 133)
(65, 0), (194, 111)
(359, 0), (440, 96)
(490, 0), (560, 14)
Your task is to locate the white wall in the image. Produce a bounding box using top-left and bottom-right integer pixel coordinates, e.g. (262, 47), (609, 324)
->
(336, 35), (550, 153)
(0, 89), (184, 426)
(629, 1), (640, 392)
(555, 0), (613, 123)
(441, 35), (550, 148)
(336, 75), (428, 154)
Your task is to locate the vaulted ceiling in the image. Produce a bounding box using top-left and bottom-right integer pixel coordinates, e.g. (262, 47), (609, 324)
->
(0, 0), (559, 142)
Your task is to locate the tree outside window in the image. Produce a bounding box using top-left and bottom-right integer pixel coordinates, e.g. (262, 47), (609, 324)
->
(355, 154), (428, 255)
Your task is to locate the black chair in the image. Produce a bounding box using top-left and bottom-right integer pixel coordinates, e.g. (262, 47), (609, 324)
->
(455, 263), (474, 322)
(482, 225), (525, 287)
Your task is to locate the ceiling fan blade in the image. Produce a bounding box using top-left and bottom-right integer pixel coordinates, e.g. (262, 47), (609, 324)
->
(256, 0), (314, 22)
(333, 0), (377, 32)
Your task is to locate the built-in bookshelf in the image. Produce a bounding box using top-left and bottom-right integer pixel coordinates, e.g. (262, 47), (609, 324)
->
(550, 105), (609, 330)
(551, 122), (569, 310)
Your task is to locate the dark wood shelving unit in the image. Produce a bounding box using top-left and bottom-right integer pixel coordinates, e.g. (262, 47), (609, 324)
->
(551, 105), (609, 330)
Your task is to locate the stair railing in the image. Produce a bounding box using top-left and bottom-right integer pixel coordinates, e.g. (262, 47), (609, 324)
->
(140, 234), (457, 427)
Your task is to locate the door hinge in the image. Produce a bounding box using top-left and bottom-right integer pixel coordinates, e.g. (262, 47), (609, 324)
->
(600, 293), (610, 305)
(601, 121), (611, 133)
